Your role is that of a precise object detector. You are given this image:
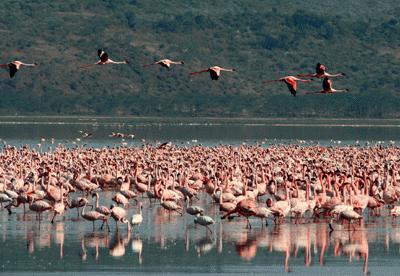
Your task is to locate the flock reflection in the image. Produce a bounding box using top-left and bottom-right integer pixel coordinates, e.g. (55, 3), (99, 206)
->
(4, 208), (400, 274)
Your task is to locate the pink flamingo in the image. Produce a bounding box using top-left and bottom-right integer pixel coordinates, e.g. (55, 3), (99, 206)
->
(305, 77), (349, 95)
(298, 63), (345, 78)
(190, 66), (236, 80)
(143, 59), (184, 69)
(263, 76), (313, 96)
(80, 49), (128, 68)
(0, 60), (37, 78)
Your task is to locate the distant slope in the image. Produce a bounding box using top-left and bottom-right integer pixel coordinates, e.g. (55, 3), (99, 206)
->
(0, 0), (399, 117)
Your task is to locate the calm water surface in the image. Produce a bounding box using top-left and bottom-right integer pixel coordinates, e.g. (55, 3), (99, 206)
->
(0, 116), (398, 147)
(1, 192), (400, 275)
(1, 117), (400, 275)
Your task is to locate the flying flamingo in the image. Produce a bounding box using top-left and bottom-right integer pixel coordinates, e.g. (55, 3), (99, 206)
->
(80, 49), (128, 69)
(263, 76), (313, 96)
(298, 63), (345, 78)
(305, 77), (349, 95)
(143, 59), (184, 69)
(190, 66), (236, 80)
(0, 60), (37, 78)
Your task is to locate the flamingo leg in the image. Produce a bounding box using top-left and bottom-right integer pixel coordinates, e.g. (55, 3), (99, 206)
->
(105, 219), (110, 232)
(246, 217), (252, 229)
(51, 212), (57, 224)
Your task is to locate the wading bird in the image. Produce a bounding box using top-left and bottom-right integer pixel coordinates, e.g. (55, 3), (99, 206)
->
(81, 198), (110, 231)
(110, 204), (131, 232)
(131, 202), (143, 230)
(194, 213), (215, 233)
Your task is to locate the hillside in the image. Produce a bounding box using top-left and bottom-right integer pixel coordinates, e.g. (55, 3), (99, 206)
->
(0, 0), (399, 117)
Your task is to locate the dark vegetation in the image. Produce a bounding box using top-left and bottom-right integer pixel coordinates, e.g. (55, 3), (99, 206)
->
(0, 0), (399, 117)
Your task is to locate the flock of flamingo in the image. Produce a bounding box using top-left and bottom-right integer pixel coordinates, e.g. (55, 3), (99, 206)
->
(1, 50), (348, 96)
(0, 142), (399, 237)
(0, 47), (392, 275)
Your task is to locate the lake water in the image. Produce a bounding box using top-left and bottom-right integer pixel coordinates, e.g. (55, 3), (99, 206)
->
(1, 117), (400, 275)
(1, 192), (400, 275)
(0, 116), (399, 148)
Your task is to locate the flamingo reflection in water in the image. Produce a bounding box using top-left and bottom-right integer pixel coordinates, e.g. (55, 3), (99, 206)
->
(131, 237), (143, 264)
(109, 230), (131, 257)
(330, 223), (369, 275)
(80, 232), (109, 261)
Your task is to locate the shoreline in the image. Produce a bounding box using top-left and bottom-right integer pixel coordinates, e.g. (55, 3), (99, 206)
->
(0, 115), (399, 121)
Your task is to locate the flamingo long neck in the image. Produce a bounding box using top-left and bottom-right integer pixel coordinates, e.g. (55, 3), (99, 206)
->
(242, 178), (247, 196)
(321, 176), (326, 197)
(254, 168), (259, 191)
(81, 202), (87, 217)
(108, 59), (126, 64)
(160, 189), (165, 203)
(147, 176), (151, 189)
(348, 187), (353, 206)
(60, 184), (64, 202)
(306, 182), (309, 203)
(219, 188), (223, 204)
(223, 177), (229, 192)
(95, 194), (100, 208)
(294, 181), (299, 198)
(364, 174), (368, 196)
(326, 175), (332, 192)
(20, 63), (36, 67)
(212, 178), (218, 195)
(333, 183), (340, 199)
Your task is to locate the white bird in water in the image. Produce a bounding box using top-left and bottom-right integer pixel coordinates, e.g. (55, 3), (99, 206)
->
(185, 196), (204, 216)
(194, 213), (215, 233)
(110, 204), (131, 232)
(131, 202), (143, 231)
(79, 131), (93, 138)
(110, 132), (125, 138)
